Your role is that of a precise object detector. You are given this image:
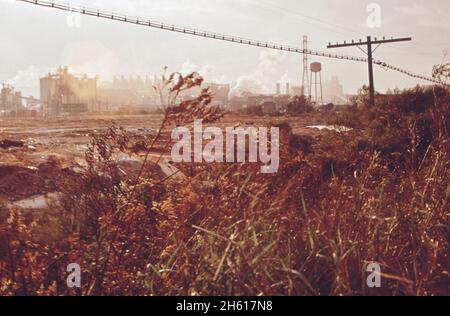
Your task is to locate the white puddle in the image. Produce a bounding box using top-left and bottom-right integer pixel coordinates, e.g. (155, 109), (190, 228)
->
(9, 192), (60, 210)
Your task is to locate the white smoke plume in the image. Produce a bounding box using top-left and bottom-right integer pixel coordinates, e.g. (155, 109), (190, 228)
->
(59, 41), (122, 84)
(5, 65), (47, 97)
(229, 50), (286, 98)
(179, 59), (230, 85)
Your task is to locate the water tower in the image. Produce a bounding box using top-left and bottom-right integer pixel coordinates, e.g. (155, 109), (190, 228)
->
(309, 62), (323, 105)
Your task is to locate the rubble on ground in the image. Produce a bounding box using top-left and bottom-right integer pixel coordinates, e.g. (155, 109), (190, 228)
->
(0, 139), (25, 149)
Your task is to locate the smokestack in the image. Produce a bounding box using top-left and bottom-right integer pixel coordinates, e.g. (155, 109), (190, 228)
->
(286, 82), (290, 95)
(276, 83), (281, 95)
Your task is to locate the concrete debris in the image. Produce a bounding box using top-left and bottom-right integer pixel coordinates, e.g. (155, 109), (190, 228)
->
(306, 125), (352, 132)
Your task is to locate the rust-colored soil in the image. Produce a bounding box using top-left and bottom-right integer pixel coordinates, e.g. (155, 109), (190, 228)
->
(0, 113), (324, 201)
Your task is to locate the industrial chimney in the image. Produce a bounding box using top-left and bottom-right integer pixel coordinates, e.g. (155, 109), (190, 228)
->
(286, 82), (290, 95)
(276, 83), (281, 95)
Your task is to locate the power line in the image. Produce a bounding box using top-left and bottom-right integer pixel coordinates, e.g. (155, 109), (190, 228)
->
(15, 0), (444, 85)
(255, 0), (363, 38)
(15, 0), (367, 62)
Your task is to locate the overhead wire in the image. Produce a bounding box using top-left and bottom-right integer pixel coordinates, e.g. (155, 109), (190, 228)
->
(15, 0), (446, 85)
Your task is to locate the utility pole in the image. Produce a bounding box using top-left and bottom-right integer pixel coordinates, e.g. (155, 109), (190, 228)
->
(367, 37), (374, 106)
(327, 36), (412, 106)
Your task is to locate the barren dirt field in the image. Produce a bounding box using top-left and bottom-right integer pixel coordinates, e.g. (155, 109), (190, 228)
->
(0, 113), (324, 203)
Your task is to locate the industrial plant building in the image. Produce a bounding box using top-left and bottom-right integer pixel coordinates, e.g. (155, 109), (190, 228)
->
(4, 65), (344, 118)
(97, 75), (159, 112)
(229, 82), (295, 114)
(208, 83), (230, 107)
(40, 67), (97, 116)
(0, 84), (24, 117)
(323, 76), (344, 104)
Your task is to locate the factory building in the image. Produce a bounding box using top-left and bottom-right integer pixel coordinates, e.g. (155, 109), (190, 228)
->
(260, 101), (277, 115)
(290, 86), (303, 96)
(229, 81), (295, 114)
(208, 83), (230, 107)
(98, 75), (159, 112)
(323, 76), (344, 104)
(98, 76), (230, 112)
(40, 67), (97, 116)
(0, 84), (24, 117)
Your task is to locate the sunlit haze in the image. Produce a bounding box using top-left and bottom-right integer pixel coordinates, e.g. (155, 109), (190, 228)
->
(1, 0), (449, 96)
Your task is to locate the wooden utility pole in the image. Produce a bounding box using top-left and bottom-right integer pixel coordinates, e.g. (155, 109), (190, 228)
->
(327, 36), (412, 106)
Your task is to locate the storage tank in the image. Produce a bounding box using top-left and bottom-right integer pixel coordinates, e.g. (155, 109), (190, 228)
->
(309, 62), (323, 106)
(310, 62), (322, 73)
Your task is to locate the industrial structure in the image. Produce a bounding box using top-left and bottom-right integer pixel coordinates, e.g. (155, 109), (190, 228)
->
(40, 67), (97, 116)
(2, 1), (442, 119)
(4, 61), (340, 118)
(229, 82), (293, 114)
(17, 0), (443, 99)
(302, 35), (310, 98)
(98, 76), (158, 112)
(98, 77), (230, 112)
(309, 62), (323, 105)
(208, 83), (231, 107)
(3, 69), (231, 117)
(0, 84), (23, 117)
(323, 76), (344, 104)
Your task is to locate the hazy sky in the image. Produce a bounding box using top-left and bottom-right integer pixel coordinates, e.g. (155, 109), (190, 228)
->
(1, 0), (449, 96)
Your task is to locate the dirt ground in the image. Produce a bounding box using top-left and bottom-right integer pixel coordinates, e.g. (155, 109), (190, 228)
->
(0, 113), (325, 203)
